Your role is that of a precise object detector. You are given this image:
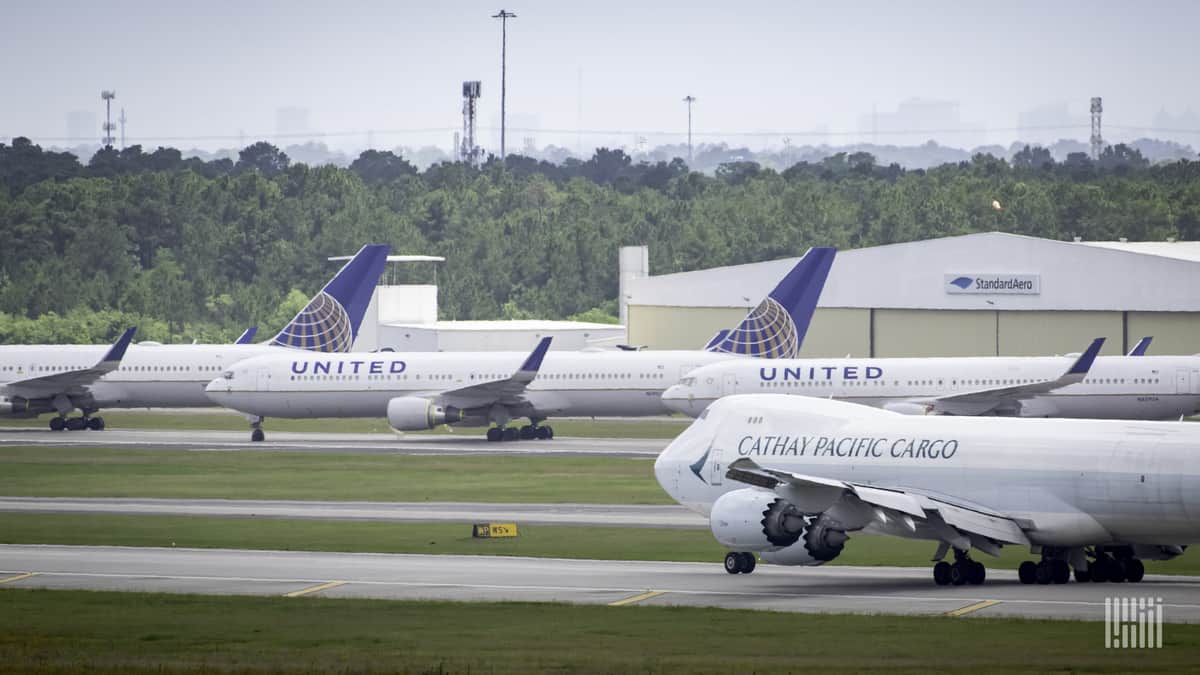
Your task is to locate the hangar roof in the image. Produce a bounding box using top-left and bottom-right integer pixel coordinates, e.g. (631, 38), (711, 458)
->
(627, 232), (1200, 312)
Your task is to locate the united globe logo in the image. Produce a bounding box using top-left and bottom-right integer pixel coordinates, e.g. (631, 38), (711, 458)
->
(271, 291), (354, 352)
(712, 297), (801, 359)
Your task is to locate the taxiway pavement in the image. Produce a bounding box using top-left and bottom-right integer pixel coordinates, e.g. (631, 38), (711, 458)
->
(3, 545), (1197, 622)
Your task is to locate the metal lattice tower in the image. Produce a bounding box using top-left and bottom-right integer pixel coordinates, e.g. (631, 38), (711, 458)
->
(101, 90), (116, 147)
(1090, 97), (1103, 160)
(460, 80), (483, 165)
(683, 95), (696, 164)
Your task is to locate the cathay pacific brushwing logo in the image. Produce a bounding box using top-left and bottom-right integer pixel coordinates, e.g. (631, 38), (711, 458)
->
(689, 445), (712, 484)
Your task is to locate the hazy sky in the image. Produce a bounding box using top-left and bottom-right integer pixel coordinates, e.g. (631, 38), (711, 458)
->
(3, 0), (1199, 152)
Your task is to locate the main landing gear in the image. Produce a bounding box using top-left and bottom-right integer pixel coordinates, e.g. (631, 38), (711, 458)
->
(932, 549), (986, 586)
(48, 415), (105, 431)
(249, 416), (265, 442)
(724, 551), (757, 574)
(1018, 547), (1145, 584)
(485, 422), (554, 442)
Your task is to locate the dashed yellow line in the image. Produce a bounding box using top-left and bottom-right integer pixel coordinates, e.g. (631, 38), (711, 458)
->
(609, 590), (667, 607)
(0, 572), (37, 585)
(284, 580), (346, 598)
(945, 599), (1001, 617)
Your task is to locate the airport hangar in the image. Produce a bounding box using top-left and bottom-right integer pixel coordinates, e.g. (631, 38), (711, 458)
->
(623, 232), (1200, 358)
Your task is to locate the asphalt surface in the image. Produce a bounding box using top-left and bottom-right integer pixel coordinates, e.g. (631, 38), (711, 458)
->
(3, 545), (1198, 622)
(0, 428), (665, 457)
(0, 497), (706, 528)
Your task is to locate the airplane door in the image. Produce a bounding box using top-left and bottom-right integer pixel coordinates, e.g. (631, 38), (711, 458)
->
(722, 373), (738, 396)
(255, 367), (271, 392)
(709, 444), (724, 486)
(1176, 370), (1189, 395)
(1192, 369), (1200, 395)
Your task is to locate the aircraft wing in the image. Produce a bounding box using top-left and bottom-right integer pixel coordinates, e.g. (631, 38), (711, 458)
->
(0, 327), (137, 399)
(435, 337), (552, 410)
(914, 337), (1105, 416)
(726, 457), (1030, 550)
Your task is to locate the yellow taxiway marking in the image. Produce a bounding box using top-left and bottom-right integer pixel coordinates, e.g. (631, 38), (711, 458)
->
(609, 590), (668, 607)
(945, 599), (1001, 617)
(284, 581), (346, 598)
(0, 572), (37, 585)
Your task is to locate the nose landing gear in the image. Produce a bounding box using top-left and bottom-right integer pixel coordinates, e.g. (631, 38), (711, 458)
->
(724, 551), (756, 574)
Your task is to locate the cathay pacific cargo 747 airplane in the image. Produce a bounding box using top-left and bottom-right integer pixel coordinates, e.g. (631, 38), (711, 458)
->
(655, 394), (1200, 586)
(0, 244), (389, 434)
(205, 248), (837, 441)
(662, 338), (1200, 420)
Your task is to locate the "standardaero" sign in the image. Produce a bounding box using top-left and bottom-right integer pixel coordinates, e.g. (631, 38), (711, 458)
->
(945, 273), (1041, 295)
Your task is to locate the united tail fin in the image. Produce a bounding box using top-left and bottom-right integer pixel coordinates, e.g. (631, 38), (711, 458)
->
(269, 244), (390, 352)
(705, 246), (836, 358)
(1127, 336), (1152, 356)
(234, 327), (258, 345)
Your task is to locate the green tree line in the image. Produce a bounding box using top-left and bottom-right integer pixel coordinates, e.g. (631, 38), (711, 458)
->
(1, 137), (1198, 344)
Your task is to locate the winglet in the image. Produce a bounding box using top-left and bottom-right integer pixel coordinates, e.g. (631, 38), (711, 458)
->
(1127, 336), (1152, 357)
(235, 327), (258, 345)
(98, 327), (138, 369)
(707, 246), (836, 358)
(270, 243), (391, 353)
(1067, 338), (1105, 375)
(518, 337), (553, 374)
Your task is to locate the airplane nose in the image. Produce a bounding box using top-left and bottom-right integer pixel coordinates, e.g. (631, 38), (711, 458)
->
(661, 384), (702, 416)
(203, 377), (230, 402)
(653, 442), (678, 498)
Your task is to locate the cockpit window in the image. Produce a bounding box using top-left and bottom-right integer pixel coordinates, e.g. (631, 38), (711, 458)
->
(222, 370), (234, 380)
(679, 377), (695, 386)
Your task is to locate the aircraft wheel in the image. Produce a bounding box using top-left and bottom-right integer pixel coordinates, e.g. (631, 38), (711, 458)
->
(1125, 559), (1145, 583)
(1109, 559), (1128, 583)
(724, 552), (742, 575)
(968, 560), (986, 585)
(486, 427), (502, 442)
(1052, 559), (1071, 584)
(1074, 565), (1092, 583)
(49, 417), (66, 432)
(1035, 561), (1053, 585)
(949, 562), (969, 586)
(1018, 560), (1037, 584)
(87, 417), (105, 431)
(1090, 559), (1108, 583)
(519, 425), (535, 440)
(65, 417), (86, 431)
(535, 426), (551, 440)
(251, 428), (265, 442)
(502, 427), (519, 442)
(933, 561), (952, 586)
(738, 552), (756, 574)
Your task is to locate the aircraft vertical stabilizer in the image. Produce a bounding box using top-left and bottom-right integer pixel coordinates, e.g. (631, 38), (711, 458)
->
(269, 244), (390, 352)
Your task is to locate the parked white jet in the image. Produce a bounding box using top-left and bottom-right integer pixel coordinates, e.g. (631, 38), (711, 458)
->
(204, 248), (838, 441)
(663, 338), (1200, 420)
(655, 394), (1200, 585)
(0, 244), (389, 434)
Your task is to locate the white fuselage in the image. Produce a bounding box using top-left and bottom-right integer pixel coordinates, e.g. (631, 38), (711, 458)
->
(663, 355), (1200, 420)
(0, 343), (306, 414)
(655, 394), (1200, 548)
(205, 350), (737, 419)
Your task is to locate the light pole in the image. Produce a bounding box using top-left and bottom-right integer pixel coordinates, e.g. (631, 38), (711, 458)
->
(683, 95), (696, 164)
(493, 9), (517, 159)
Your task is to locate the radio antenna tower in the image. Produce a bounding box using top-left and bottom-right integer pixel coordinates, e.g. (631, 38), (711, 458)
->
(461, 81), (483, 165)
(119, 108), (127, 148)
(683, 95), (696, 164)
(101, 90), (117, 147)
(492, 9), (517, 159)
(1090, 97), (1103, 160)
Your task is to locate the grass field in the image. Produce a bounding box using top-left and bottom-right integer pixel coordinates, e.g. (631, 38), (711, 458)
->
(1, 589), (1197, 674)
(3, 513), (1200, 575)
(0, 411), (690, 438)
(0, 446), (668, 503)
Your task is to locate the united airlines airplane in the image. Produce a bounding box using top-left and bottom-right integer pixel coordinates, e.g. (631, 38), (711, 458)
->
(204, 248), (837, 441)
(662, 338), (1200, 420)
(0, 244), (389, 434)
(655, 394), (1200, 585)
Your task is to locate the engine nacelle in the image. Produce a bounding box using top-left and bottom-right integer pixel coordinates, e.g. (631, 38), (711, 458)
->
(1133, 544), (1188, 561)
(709, 488), (848, 564)
(386, 396), (464, 431)
(0, 396), (46, 418)
(882, 401), (933, 416)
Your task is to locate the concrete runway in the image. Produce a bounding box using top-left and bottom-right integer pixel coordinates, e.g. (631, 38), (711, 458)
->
(3, 544), (1199, 622)
(0, 428), (665, 457)
(0, 497), (706, 528)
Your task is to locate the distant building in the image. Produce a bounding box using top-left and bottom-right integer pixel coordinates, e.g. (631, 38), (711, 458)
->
(627, 233), (1200, 358)
(1016, 102), (1081, 148)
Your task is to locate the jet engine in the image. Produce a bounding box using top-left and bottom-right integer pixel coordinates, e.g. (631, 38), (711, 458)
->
(1133, 544), (1187, 561)
(386, 396), (464, 431)
(0, 396), (47, 418)
(708, 488), (847, 564)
